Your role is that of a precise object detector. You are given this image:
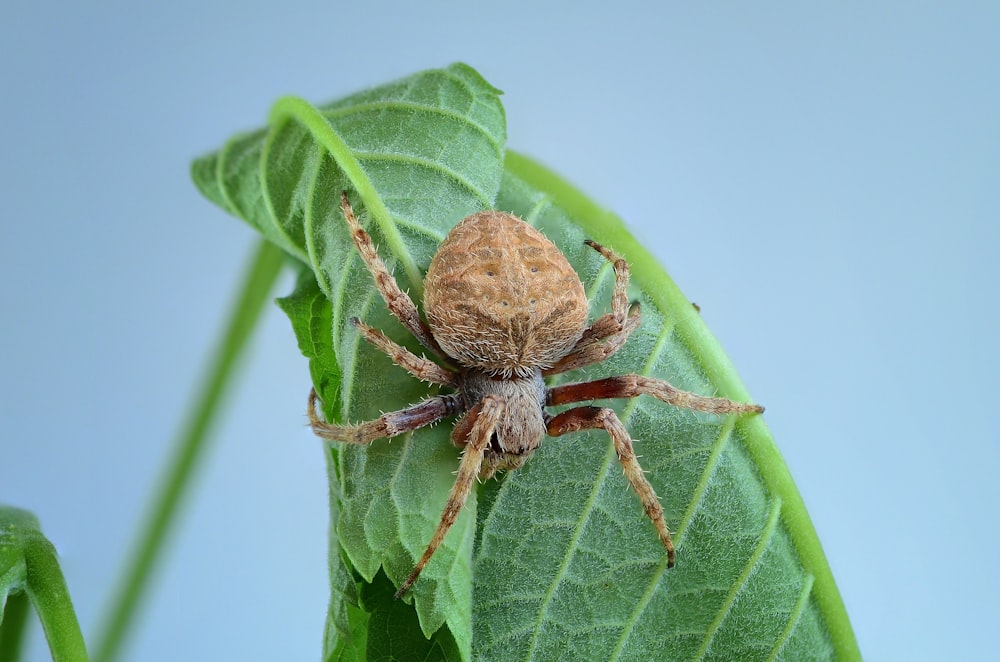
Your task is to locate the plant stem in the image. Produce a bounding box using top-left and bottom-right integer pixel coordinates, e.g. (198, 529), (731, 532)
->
(0, 593), (31, 662)
(1, 506), (89, 662)
(92, 239), (286, 662)
(25, 536), (89, 662)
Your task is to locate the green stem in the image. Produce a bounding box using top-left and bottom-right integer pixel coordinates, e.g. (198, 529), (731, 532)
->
(92, 239), (286, 662)
(0, 592), (31, 662)
(25, 537), (89, 662)
(1, 506), (89, 662)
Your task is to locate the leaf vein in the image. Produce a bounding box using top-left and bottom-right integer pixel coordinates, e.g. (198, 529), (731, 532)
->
(520, 194), (552, 227)
(766, 572), (815, 662)
(606, 402), (738, 662)
(325, 100), (504, 158)
(389, 216), (447, 243)
(335, 267), (377, 417)
(353, 151), (492, 207)
(693, 496), (783, 661)
(439, 67), (480, 108)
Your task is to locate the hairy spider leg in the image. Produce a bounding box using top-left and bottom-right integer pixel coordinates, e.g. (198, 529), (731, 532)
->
(308, 389), (461, 444)
(546, 240), (639, 375)
(350, 317), (457, 387)
(547, 374), (765, 415)
(339, 192), (446, 359)
(585, 239), (631, 326)
(546, 305), (641, 375)
(547, 406), (676, 567)
(395, 396), (505, 598)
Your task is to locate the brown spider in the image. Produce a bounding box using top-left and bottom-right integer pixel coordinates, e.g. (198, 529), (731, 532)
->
(309, 192), (763, 598)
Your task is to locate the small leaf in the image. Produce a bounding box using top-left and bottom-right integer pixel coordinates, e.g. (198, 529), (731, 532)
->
(276, 270), (341, 418)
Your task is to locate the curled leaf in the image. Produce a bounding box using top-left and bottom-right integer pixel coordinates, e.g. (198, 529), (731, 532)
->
(193, 64), (858, 661)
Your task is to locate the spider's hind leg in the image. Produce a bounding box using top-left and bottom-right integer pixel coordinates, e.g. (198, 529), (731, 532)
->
(308, 388), (461, 444)
(584, 239), (631, 328)
(394, 396), (504, 598)
(547, 406), (675, 567)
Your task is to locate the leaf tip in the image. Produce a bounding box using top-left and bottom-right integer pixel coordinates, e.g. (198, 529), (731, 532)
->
(190, 152), (228, 211)
(445, 61), (504, 96)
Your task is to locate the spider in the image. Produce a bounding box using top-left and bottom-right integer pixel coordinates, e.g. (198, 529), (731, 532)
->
(309, 192), (764, 598)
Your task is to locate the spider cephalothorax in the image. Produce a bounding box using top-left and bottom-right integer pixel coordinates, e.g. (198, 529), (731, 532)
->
(309, 192), (763, 598)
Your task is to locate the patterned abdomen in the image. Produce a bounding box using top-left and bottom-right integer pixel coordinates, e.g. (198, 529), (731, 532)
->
(424, 211), (589, 376)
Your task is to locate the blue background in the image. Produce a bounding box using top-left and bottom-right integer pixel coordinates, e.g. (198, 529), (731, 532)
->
(2, 2), (997, 660)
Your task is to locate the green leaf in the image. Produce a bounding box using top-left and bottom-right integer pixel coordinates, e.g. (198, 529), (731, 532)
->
(195, 64), (508, 659)
(357, 570), (462, 662)
(194, 64), (858, 661)
(1, 506), (89, 662)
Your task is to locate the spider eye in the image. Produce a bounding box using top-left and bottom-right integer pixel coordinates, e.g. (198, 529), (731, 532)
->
(486, 270), (495, 277)
(530, 266), (539, 273)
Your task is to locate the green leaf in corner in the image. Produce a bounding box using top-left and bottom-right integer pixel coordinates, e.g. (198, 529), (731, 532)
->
(1, 506), (88, 662)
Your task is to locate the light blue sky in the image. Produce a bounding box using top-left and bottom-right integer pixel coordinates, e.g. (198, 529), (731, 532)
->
(2, 2), (997, 660)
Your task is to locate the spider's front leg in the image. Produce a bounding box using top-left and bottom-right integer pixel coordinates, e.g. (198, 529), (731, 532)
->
(339, 192), (446, 359)
(308, 389), (461, 444)
(395, 395), (505, 598)
(546, 240), (639, 375)
(548, 374), (764, 415)
(547, 406), (676, 567)
(350, 317), (457, 387)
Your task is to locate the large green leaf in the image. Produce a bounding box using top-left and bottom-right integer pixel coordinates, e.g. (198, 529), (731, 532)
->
(193, 64), (858, 661)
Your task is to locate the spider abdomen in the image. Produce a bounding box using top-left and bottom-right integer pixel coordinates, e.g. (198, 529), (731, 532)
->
(424, 211), (589, 375)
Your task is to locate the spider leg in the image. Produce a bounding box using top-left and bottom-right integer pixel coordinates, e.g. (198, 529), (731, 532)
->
(545, 240), (638, 375)
(340, 192), (446, 359)
(547, 406), (675, 567)
(585, 239), (631, 325)
(308, 388), (462, 444)
(350, 317), (458, 387)
(545, 304), (641, 375)
(395, 395), (504, 598)
(548, 374), (764, 415)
